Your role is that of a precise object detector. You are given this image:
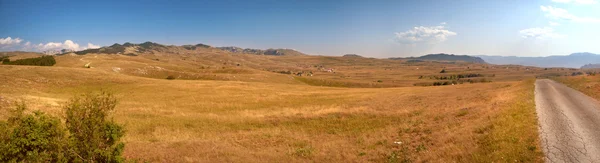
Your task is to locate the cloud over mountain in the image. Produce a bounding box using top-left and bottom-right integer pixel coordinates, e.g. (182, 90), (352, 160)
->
(394, 24), (457, 44)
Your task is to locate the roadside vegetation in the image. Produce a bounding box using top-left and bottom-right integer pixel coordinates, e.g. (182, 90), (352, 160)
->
(470, 79), (543, 162)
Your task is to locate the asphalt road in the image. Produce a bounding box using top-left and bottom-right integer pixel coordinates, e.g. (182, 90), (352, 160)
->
(535, 79), (600, 163)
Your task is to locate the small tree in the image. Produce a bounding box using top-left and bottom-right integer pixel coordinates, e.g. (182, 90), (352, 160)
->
(64, 91), (125, 163)
(440, 69), (446, 73)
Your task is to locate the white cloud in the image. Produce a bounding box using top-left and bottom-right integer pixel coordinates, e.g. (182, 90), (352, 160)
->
(0, 37), (23, 45)
(62, 40), (80, 50)
(37, 40), (100, 51)
(541, 6), (600, 23)
(41, 42), (65, 50)
(519, 27), (565, 39)
(551, 0), (597, 4)
(0, 37), (101, 52)
(549, 21), (561, 26)
(394, 24), (457, 44)
(87, 43), (100, 49)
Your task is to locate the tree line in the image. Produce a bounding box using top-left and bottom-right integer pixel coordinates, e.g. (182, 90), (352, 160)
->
(419, 73), (490, 80)
(2, 55), (56, 66)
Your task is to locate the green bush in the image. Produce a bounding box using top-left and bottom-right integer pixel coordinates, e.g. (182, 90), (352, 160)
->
(64, 91), (125, 162)
(0, 91), (126, 162)
(0, 102), (68, 162)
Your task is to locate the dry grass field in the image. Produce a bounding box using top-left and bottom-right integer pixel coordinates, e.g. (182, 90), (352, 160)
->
(0, 50), (560, 162)
(553, 73), (600, 99)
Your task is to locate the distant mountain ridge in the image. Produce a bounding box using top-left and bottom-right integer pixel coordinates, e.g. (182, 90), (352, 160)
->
(69, 42), (167, 56)
(217, 47), (305, 56)
(390, 53), (487, 64)
(66, 41), (307, 56)
(478, 52), (600, 68)
(342, 54), (363, 58)
(581, 63), (600, 69)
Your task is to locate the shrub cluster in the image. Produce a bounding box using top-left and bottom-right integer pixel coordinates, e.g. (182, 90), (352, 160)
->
(0, 103), (67, 162)
(0, 92), (125, 162)
(586, 71), (597, 76)
(0, 56), (9, 64)
(2, 55), (56, 66)
(405, 59), (424, 63)
(571, 72), (584, 76)
(275, 70), (292, 74)
(433, 81), (458, 86)
(420, 73), (486, 80)
(416, 78), (492, 86)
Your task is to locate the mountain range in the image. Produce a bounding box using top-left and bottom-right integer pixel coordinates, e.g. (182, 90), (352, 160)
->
(63, 41), (307, 56)
(478, 52), (600, 68)
(390, 53), (487, 64)
(36, 41), (600, 69)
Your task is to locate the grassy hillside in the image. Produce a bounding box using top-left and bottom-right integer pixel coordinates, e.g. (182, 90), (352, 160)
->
(0, 47), (561, 162)
(41, 45), (576, 88)
(0, 65), (543, 162)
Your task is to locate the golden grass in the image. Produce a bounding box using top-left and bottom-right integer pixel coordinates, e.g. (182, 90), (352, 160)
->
(553, 75), (600, 99)
(470, 79), (543, 162)
(41, 51), (577, 88)
(0, 63), (544, 162)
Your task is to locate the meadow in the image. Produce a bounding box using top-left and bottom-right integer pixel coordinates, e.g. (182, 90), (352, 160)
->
(0, 51), (561, 162)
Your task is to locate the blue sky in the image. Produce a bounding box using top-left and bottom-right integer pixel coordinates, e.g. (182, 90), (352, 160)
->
(2, 0), (600, 57)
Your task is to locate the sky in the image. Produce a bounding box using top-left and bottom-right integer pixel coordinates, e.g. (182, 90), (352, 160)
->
(2, 0), (600, 57)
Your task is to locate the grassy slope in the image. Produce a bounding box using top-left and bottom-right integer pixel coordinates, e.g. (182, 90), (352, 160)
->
(553, 75), (600, 99)
(0, 64), (543, 162)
